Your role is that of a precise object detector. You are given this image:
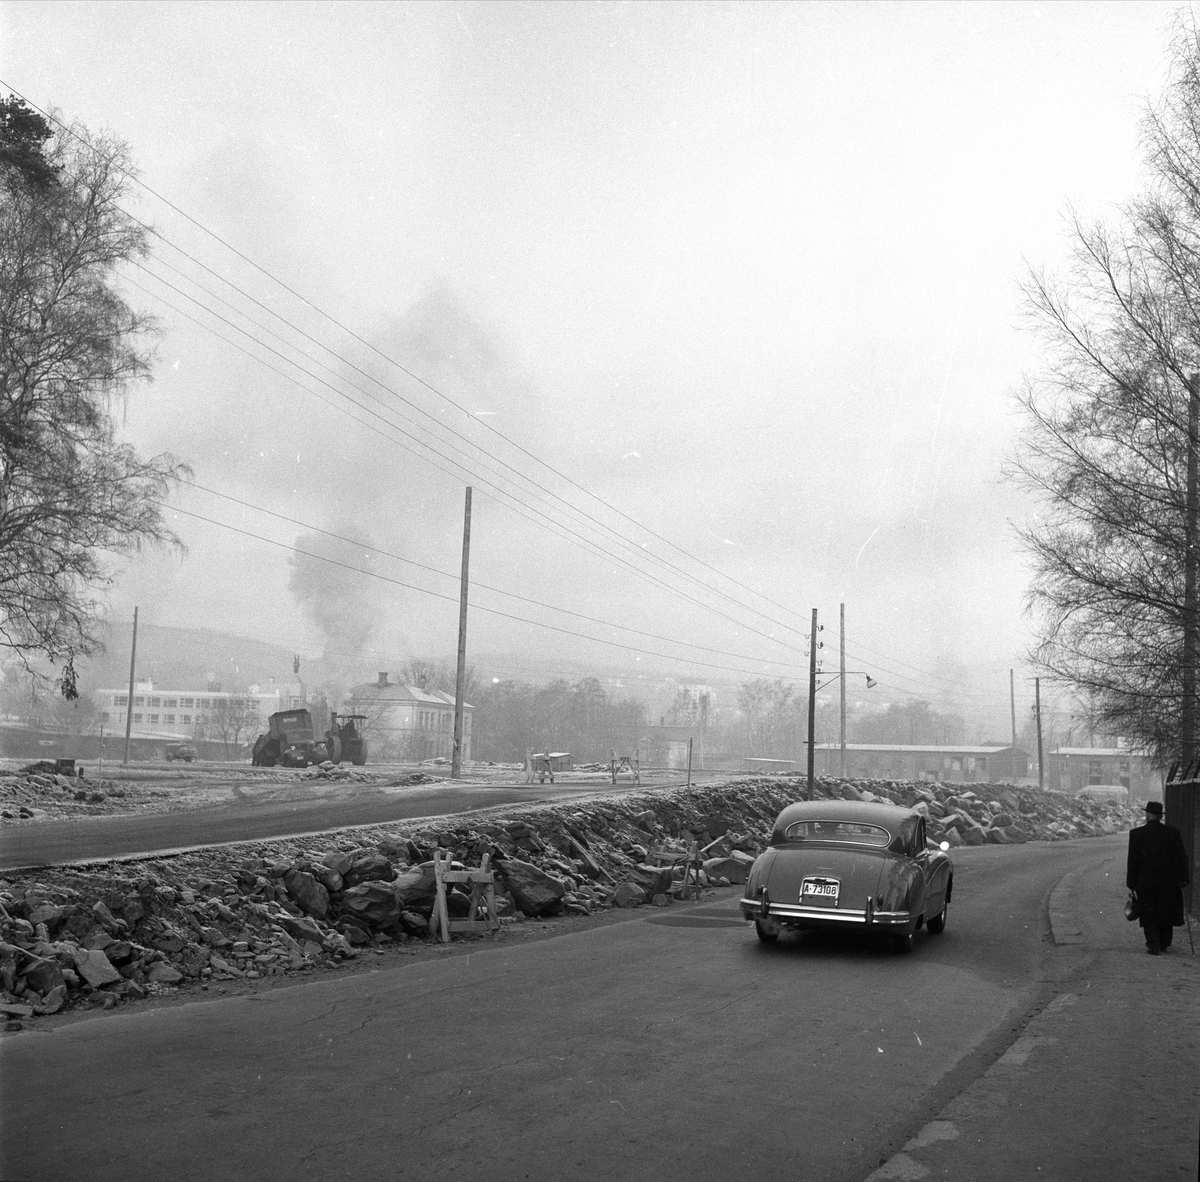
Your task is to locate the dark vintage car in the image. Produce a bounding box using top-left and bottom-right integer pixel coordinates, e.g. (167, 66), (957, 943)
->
(165, 742), (197, 763)
(740, 800), (953, 952)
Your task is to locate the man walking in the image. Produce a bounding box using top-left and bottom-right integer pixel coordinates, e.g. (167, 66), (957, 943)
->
(1126, 801), (1190, 955)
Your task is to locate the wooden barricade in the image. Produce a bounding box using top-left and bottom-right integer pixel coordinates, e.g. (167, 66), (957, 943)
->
(428, 850), (502, 944)
(645, 840), (703, 900)
(609, 748), (640, 784)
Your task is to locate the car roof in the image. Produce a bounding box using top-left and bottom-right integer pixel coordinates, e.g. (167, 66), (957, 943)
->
(772, 799), (918, 831)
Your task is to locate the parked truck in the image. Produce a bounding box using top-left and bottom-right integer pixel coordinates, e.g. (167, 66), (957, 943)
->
(251, 709), (328, 768)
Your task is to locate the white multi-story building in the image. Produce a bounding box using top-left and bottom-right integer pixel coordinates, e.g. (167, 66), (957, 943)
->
(96, 679), (291, 742)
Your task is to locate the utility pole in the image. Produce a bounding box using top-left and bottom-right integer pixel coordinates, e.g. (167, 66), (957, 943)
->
(839, 602), (847, 779)
(1184, 373), (1199, 765)
(1009, 668), (1017, 750)
(451, 487), (472, 779)
(807, 607), (818, 799)
(1035, 676), (1045, 790)
(123, 606), (138, 766)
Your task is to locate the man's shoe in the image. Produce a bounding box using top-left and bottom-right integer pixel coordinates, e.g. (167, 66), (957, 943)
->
(1148, 947), (1161, 955)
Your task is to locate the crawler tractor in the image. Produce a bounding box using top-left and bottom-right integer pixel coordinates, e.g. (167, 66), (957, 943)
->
(326, 713), (368, 766)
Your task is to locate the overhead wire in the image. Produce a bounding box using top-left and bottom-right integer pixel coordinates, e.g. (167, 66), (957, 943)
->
(180, 479), (813, 672)
(127, 268), (811, 654)
(2, 82), (825, 646)
(160, 502), (817, 680)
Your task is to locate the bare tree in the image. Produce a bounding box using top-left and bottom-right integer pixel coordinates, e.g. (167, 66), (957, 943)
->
(0, 97), (186, 694)
(208, 696), (257, 759)
(1013, 19), (1200, 761)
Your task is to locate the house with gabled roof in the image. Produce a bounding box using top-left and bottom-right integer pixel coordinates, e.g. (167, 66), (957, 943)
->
(346, 672), (473, 762)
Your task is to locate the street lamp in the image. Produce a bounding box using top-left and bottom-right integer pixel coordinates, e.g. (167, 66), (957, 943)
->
(807, 669), (876, 798)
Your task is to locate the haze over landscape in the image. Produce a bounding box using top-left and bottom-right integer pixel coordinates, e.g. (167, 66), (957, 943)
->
(0, 0), (1183, 738)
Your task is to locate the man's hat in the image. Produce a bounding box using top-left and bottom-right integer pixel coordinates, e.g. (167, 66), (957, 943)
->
(1144, 801), (1164, 817)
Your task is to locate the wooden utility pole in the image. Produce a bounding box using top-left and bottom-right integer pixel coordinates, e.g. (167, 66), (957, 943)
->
(1035, 676), (1045, 790)
(451, 487), (472, 779)
(839, 602), (847, 779)
(806, 607), (818, 799)
(1010, 668), (1017, 750)
(123, 607), (138, 765)
(1184, 373), (1199, 765)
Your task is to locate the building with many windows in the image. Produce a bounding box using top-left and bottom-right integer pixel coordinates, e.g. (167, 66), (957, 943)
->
(96, 679), (292, 747)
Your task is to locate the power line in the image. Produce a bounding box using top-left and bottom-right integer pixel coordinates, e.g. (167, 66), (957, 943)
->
(128, 269), (809, 655)
(3, 82), (821, 645)
(159, 502), (816, 680)
(181, 479), (812, 672)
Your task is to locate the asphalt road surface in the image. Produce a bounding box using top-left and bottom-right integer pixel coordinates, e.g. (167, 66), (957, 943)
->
(0, 781), (634, 870)
(0, 836), (1118, 1182)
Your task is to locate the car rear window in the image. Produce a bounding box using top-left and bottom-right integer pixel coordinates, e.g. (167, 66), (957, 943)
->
(784, 820), (891, 847)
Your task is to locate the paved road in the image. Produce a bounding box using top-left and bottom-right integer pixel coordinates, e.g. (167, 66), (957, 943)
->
(0, 781), (633, 870)
(0, 837), (1118, 1182)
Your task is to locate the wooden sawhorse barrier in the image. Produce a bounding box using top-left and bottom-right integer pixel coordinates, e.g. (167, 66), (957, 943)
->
(428, 850), (502, 943)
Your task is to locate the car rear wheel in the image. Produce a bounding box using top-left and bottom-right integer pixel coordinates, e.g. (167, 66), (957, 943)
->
(927, 903), (948, 934)
(755, 917), (779, 944)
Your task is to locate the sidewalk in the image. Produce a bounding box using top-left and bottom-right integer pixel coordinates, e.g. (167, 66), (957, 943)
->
(867, 846), (1200, 1182)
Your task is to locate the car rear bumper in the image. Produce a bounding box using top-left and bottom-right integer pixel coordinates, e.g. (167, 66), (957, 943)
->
(739, 898), (913, 927)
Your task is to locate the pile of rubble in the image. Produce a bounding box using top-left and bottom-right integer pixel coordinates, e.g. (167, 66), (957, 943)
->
(0, 774), (1138, 1026)
(0, 765), (119, 819)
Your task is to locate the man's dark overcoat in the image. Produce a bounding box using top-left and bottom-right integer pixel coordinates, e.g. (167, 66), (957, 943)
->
(1126, 821), (1190, 929)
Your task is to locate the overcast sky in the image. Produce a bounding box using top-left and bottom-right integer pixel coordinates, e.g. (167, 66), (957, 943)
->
(0, 0), (1183, 732)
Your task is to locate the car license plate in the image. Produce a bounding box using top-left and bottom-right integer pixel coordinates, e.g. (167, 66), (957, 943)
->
(801, 877), (839, 906)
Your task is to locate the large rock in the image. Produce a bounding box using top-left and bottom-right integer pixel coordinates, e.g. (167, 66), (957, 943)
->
(392, 864), (438, 912)
(343, 850), (395, 888)
(312, 865), (343, 894)
(631, 810), (658, 831)
(633, 864), (675, 896)
(34, 984), (67, 1014)
(91, 900), (127, 933)
(497, 858), (567, 917)
(282, 870), (331, 919)
(23, 955), (66, 994)
(321, 850), (354, 877)
(702, 856), (748, 885)
(565, 836), (604, 880)
(275, 912), (326, 945)
(23, 898), (64, 929)
(611, 882), (645, 908)
(72, 948), (122, 987)
(698, 814), (732, 838)
(961, 825), (987, 847)
(146, 962), (184, 985)
(339, 883), (401, 930)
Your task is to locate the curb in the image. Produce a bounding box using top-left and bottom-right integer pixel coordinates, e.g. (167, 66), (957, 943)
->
(1046, 856), (1107, 945)
(864, 992), (1082, 1181)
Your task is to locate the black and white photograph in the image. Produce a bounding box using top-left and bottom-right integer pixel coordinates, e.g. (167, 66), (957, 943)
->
(0, 2), (1197, 1179)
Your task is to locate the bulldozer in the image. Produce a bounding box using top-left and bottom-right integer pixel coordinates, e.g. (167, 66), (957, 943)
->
(326, 713), (368, 766)
(251, 709), (328, 768)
